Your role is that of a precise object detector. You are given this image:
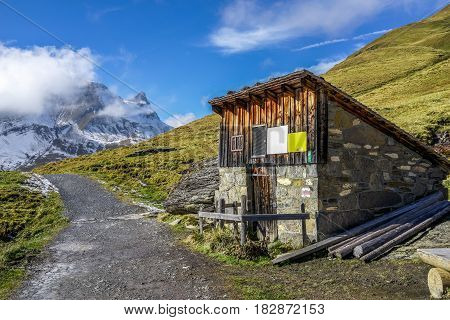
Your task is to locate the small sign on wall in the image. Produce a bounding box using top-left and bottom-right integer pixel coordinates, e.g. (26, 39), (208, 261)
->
(301, 186), (312, 198)
(288, 131), (307, 152)
(267, 125), (288, 155)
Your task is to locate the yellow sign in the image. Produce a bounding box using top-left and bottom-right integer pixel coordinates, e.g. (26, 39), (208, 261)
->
(288, 132), (307, 152)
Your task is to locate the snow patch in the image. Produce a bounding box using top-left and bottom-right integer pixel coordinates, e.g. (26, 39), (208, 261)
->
(23, 173), (59, 196)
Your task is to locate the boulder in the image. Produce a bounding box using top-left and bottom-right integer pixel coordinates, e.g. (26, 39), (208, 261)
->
(164, 157), (219, 214)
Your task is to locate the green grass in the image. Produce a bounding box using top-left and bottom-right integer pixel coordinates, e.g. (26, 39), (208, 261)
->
(324, 5), (450, 144)
(157, 212), (296, 267)
(0, 172), (67, 299)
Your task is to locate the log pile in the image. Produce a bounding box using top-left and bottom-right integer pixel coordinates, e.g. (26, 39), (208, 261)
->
(273, 192), (449, 264)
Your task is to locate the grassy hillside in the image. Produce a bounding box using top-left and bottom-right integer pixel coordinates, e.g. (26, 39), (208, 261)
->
(36, 7), (449, 203)
(36, 114), (220, 204)
(324, 5), (450, 144)
(0, 172), (66, 298)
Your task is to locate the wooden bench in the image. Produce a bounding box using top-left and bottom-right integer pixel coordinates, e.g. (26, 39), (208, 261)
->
(198, 195), (310, 246)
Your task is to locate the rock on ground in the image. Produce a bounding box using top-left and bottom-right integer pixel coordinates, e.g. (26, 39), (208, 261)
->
(164, 157), (219, 214)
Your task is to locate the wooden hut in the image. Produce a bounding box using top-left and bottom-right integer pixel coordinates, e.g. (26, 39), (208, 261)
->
(209, 70), (449, 243)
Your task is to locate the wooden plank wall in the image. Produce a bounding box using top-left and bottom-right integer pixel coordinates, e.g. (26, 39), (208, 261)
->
(219, 83), (327, 167)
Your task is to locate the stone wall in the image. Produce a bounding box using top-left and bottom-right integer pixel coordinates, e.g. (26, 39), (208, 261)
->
(274, 165), (319, 244)
(316, 98), (447, 239)
(215, 167), (248, 214)
(215, 165), (320, 244)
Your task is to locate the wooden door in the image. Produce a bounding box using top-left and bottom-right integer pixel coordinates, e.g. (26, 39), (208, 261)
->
(249, 165), (277, 241)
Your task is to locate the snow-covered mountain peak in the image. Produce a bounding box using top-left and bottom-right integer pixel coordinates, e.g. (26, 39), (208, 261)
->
(0, 82), (171, 170)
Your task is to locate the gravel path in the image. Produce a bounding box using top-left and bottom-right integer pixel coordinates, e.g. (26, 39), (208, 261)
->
(14, 174), (226, 300)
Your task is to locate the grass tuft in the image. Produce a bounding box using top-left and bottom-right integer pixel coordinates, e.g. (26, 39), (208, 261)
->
(0, 172), (67, 299)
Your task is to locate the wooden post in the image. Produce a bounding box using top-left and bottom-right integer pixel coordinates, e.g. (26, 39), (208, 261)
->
(233, 201), (239, 235)
(301, 218), (307, 247)
(198, 206), (204, 235)
(240, 195), (247, 246)
(218, 199), (225, 229)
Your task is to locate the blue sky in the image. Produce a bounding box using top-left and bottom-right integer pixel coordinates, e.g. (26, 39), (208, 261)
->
(0, 0), (447, 126)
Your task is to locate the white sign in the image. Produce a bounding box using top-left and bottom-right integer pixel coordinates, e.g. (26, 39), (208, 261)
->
(267, 125), (288, 155)
(301, 186), (312, 198)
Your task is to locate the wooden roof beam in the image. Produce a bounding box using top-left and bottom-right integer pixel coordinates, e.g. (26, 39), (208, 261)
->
(264, 89), (278, 101)
(235, 98), (248, 107)
(281, 84), (295, 97)
(211, 105), (222, 115)
(249, 93), (263, 105)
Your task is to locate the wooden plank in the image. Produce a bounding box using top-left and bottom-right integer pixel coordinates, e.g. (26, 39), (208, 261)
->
(218, 198), (225, 228)
(242, 213), (309, 222)
(418, 248), (450, 271)
(353, 201), (446, 258)
(198, 212), (243, 222)
(272, 192), (444, 264)
(240, 195), (247, 245)
(225, 106), (231, 167)
(361, 203), (450, 262)
(294, 86), (302, 164)
(197, 212), (309, 222)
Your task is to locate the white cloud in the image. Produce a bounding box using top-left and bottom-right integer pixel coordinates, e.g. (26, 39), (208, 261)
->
(87, 6), (123, 22)
(266, 56), (346, 80)
(98, 101), (127, 117)
(209, 0), (420, 53)
(307, 57), (346, 75)
(352, 29), (392, 40)
(200, 95), (210, 107)
(164, 113), (196, 128)
(294, 38), (348, 51)
(210, 0), (391, 53)
(293, 28), (392, 51)
(0, 44), (96, 115)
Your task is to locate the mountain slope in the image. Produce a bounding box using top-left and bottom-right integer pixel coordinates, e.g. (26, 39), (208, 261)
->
(324, 5), (450, 144)
(36, 6), (450, 204)
(0, 83), (171, 170)
(36, 114), (220, 203)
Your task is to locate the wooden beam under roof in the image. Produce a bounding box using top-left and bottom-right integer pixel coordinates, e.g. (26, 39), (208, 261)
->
(249, 93), (263, 105)
(264, 89), (278, 101)
(281, 84), (296, 96)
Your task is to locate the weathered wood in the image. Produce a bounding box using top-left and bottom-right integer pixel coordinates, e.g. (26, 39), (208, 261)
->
(360, 203), (450, 262)
(301, 217), (308, 246)
(418, 248), (450, 271)
(218, 199), (225, 228)
(240, 196), (247, 245)
(213, 70), (449, 171)
(272, 192), (444, 264)
(198, 211), (242, 222)
(233, 200), (239, 235)
(198, 212), (309, 222)
(242, 213), (309, 222)
(337, 202), (443, 258)
(327, 236), (357, 253)
(427, 268), (450, 299)
(354, 202), (446, 258)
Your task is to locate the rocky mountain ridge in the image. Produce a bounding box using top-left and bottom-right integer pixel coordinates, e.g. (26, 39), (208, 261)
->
(0, 82), (171, 170)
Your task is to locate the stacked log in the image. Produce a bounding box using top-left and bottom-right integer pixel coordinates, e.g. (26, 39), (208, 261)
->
(273, 192), (449, 265)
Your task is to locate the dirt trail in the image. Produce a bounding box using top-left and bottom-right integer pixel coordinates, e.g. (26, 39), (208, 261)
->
(14, 174), (226, 299)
